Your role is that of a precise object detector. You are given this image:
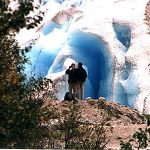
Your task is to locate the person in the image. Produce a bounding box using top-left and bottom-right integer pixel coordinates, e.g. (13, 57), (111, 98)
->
(65, 63), (77, 98)
(76, 62), (87, 99)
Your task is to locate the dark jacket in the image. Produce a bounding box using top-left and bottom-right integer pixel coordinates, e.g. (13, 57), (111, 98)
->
(76, 66), (87, 82)
(66, 68), (77, 83)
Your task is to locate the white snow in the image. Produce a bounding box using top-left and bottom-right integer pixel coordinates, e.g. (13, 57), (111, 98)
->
(17, 0), (150, 113)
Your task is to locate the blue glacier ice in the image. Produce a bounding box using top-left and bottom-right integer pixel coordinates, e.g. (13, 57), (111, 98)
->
(25, 44), (59, 77)
(23, 0), (142, 108)
(67, 30), (114, 99)
(113, 22), (131, 51)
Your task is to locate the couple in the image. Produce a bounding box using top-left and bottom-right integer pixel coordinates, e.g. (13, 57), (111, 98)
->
(65, 62), (87, 100)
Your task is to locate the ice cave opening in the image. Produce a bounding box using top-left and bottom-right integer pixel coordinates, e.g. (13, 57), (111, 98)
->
(24, 22), (133, 104)
(67, 30), (114, 99)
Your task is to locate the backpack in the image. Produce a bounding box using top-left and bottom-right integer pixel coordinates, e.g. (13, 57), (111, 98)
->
(64, 92), (75, 101)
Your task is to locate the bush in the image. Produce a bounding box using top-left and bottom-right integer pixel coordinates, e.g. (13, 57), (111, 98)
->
(0, 1), (52, 148)
(120, 115), (150, 150)
(45, 102), (110, 149)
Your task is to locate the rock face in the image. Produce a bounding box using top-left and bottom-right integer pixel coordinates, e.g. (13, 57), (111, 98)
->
(46, 99), (147, 149)
(97, 97), (145, 125)
(18, 0), (150, 113)
(47, 98), (145, 129)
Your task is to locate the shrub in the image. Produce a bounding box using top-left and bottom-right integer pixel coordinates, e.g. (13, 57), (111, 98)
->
(120, 115), (150, 150)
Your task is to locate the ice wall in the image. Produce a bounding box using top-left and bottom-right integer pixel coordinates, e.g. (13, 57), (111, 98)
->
(17, 0), (150, 113)
(64, 30), (113, 99)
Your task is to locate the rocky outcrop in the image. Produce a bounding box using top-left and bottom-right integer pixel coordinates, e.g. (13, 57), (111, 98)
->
(47, 98), (146, 125)
(44, 98), (147, 149)
(97, 97), (145, 125)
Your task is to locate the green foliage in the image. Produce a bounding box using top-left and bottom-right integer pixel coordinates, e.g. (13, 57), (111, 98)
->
(145, 114), (150, 126)
(0, 0), (43, 35)
(45, 102), (110, 149)
(59, 102), (82, 149)
(27, 77), (57, 100)
(0, 1), (49, 148)
(120, 115), (150, 150)
(120, 140), (133, 150)
(133, 128), (148, 149)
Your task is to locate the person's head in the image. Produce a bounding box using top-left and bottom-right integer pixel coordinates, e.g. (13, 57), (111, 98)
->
(70, 63), (75, 69)
(78, 62), (82, 68)
(71, 4), (76, 8)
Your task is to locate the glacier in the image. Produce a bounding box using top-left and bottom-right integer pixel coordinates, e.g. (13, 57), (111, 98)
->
(16, 0), (150, 114)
